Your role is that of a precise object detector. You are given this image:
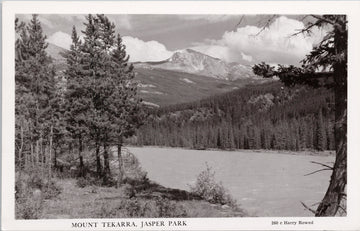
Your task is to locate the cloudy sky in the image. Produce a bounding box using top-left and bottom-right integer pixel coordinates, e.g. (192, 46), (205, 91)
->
(17, 14), (327, 65)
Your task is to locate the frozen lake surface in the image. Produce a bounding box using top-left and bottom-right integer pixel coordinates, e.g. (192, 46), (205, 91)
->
(128, 147), (334, 217)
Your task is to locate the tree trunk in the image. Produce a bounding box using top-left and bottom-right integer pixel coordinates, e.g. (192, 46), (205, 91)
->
(78, 137), (85, 177)
(316, 20), (347, 216)
(95, 143), (102, 177)
(18, 122), (24, 177)
(315, 84), (347, 216)
(315, 108), (346, 216)
(36, 140), (39, 168)
(54, 147), (57, 168)
(103, 142), (110, 178)
(48, 125), (53, 179)
(31, 144), (34, 168)
(116, 136), (124, 188)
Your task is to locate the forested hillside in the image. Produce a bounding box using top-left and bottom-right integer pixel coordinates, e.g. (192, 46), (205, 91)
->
(136, 81), (335, 151)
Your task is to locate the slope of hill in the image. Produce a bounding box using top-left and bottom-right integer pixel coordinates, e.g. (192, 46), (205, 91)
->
(136, 82), (335, 152)
(46, 42), (271, 107)
(134, 67), (270, 107)
(134, 49), (256, 81)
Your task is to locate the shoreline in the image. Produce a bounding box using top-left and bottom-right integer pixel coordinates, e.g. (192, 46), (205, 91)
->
(125, 145), (335, 157)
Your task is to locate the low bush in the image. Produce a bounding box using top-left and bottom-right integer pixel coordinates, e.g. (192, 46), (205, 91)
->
(122, 150), (148, 182)
(76, 177), (88, 188)
(190, 163), (237, 208)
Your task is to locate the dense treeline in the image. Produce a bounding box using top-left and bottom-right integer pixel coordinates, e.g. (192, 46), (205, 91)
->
(136, 81), (335, 151)
(15, 14), (143, 186)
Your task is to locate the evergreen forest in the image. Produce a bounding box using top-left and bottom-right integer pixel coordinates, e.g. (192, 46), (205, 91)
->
(136, 81), (335, 152)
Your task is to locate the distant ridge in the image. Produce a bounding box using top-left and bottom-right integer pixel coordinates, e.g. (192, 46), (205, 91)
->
(134, 49), (257, 80)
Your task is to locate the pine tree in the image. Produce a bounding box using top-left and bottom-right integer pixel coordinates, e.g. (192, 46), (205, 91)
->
(63, 14), (144, 184)
(15, 15), (56, 173)
(64, 25), (90, 177)
(108, 33), (144, 187)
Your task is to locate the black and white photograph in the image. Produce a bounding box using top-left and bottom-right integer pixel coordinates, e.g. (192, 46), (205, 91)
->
(2, 1), (360, 230)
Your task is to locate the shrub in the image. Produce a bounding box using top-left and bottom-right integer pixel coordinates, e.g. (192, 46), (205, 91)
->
(190, 163), (237, 207)
(122, 150), (148, 182)
(109, 149), (148, 184)
(27, 173), (43, 189)
(76, 177), (89, 188)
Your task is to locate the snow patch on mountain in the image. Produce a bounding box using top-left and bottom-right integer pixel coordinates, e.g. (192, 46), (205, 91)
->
(138, 83), (156, 88)
(140, 90), (164, 95)
(182, 78), (195, 84)
(142, 101), (160, 108)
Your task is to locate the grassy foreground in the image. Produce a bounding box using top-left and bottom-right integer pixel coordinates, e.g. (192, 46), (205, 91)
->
(16, 150), (246, 219)
(40, 178), (245, 219)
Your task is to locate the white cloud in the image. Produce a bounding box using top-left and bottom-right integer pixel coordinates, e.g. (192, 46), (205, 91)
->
(47, 31), (72, 49)
(192, 16), (326, 65)
(122, 36), (173, 62)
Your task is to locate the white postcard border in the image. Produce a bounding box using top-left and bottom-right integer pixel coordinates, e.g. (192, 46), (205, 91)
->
(2, 1), (360, 230)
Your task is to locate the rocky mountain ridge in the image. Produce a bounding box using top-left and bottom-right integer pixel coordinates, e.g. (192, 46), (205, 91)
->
(134, 49), (257, 80)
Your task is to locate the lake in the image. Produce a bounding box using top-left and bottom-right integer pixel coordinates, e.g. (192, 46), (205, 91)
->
(127, 147), (334, 217)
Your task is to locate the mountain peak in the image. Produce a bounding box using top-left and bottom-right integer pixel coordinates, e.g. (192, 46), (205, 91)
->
(150, 49), (254, 80)
(134, 48), (255, 80)
(172, 48), (221, 61)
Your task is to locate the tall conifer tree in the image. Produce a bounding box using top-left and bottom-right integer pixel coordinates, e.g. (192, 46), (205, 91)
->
(15, 15), (56, 172)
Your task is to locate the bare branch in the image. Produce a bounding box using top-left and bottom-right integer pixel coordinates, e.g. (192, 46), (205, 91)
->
(310, 161), (334, 170)
(338, 204), (347, 214)
(311, 202), (321, 207)
(292, 23), (318, 37)
(291, 14), (335, 37)
(304, 168), (332, 176)
(301, 201), (316, 214)
(253, 15), (277, 37)
(310, 14), (335, 25)
(298, 15), (310, 22)
(233, 15), (245, 31)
